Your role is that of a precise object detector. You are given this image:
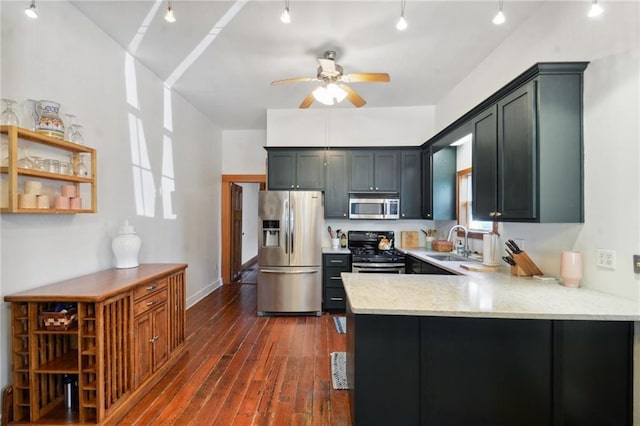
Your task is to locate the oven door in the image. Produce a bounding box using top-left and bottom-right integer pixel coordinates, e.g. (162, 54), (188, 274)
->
(352, 263), (405, 274)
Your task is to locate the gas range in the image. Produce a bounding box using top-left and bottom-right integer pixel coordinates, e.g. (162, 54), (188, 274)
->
(348, 231), (405, 271)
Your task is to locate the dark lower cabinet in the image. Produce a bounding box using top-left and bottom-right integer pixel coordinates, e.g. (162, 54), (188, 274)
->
(323, 253), (351, 311)
(347, 311), (633, 426)
(405, 255), (455, 275)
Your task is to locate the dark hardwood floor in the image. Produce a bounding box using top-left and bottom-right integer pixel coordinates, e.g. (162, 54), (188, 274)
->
(119, 281), (350, 425)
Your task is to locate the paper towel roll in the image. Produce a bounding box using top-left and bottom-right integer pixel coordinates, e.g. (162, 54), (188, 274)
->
(483, 233), (500, 266)
(24, 181), (42, 195)
(18, 194), (37, 208)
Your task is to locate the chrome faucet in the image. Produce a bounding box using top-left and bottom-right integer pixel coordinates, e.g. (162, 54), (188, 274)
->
(447, 225), (469, 256)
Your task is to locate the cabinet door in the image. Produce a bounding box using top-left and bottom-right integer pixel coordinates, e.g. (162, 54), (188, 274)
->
(325, 151), (349, 218)
(373, 151), (399, 192)
(399, 151), (421, 218)
(498, 82), (537, 220)
(472, 106), (498, 221)
(421, 149), (433, 219)
(134, 313), (153, 387)
(350, 151), (375, 191)
(432, 147), (456, 220)
(295, 151), (325, 190)
(152, 303), (169, 369)
(421, 317), (552, 425)
(268, 151), (295, 190)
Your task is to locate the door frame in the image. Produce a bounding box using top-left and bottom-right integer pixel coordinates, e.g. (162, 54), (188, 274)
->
(221, 174), (266, 284)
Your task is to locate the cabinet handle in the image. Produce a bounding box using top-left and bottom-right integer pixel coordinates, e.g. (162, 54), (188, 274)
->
(291, 185), (294, 188)
(330, 297), (344, 301)
(369, 187), (373, 190)
(330, 277), (342, 280)
(489, 211), (496, 217)
(330, 260), (342, 263)
(402, 213), (405, 217)
(146, 300), (157, 306)
(343, 213), (347, 217)
(427, 213), (431, 218)
(149, 335), (160, 343)
(296, 185), (300, 188)
(146, 284), (157, 291)
(495, 212), (503, 217)
(375, 187), (379, 190)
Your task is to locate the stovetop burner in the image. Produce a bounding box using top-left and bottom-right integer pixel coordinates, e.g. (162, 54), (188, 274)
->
(348, 231), (405, 263)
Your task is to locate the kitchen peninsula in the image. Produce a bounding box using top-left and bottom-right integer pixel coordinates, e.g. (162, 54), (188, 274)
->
(343, 267), (640, 426)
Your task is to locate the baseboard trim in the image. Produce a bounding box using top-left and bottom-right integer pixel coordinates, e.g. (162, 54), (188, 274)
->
(241, 256), (257, 271)
(186, 279), (222, 309)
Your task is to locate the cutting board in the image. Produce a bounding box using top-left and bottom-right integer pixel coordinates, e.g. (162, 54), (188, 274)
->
(401, 231), (419, 248)
(460, 263), (499, 272)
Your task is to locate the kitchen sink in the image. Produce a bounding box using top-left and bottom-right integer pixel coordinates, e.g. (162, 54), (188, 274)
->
(426, 253), (470, 262)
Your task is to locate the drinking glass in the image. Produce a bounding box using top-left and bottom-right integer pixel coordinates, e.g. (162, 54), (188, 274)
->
(69, 124), (85, 145)
(23, 99), (38, 130)
(64, 114), (76, 140)
(1, 99), (20, 126)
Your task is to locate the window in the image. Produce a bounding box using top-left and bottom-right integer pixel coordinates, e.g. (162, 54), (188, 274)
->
(458, 167), (494, 236)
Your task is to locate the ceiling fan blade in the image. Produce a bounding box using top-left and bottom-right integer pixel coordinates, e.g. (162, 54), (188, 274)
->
(299, 92), (315, 109)
(340, 84), (367, 108)
(341, 73), (390, 83)
(271, 77), (317, 85)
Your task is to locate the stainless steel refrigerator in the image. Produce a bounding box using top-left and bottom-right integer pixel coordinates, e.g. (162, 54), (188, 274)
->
(257, 191), (323, 316)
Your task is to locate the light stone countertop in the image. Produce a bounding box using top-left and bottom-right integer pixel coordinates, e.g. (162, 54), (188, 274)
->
(342, 249), (640, 321)
(322, 247), (351, 254)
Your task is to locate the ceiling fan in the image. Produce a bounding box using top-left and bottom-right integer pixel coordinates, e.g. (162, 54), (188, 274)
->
(271, 50), (390, 109)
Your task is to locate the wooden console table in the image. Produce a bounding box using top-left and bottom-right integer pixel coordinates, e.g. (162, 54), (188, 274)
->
(4, 263), (188, 424)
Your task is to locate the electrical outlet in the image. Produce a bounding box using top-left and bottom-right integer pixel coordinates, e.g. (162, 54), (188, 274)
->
(634, 255), (640, 274)
(596, 249), (616, 269)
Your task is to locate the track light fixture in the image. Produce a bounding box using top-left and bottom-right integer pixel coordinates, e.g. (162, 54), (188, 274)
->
(165, 1), (176, 23)
(280, 0), (291, 24)
(588, 0), (603, 17)
(24, 0), (38, 19)
(493, 0), (506, 25)
(396, 0), (408, 31)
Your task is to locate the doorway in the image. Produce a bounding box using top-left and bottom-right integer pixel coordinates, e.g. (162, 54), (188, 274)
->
(221, 174), (266, 285)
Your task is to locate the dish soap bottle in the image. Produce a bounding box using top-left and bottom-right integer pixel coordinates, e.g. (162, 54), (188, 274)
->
(340, 232), (347, 248)
(112, 220), (141, 268)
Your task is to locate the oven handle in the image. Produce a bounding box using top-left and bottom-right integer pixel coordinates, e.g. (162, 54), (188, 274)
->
(353, 267), (404, 273)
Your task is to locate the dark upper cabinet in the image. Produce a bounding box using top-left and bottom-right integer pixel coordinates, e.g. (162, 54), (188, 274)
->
(350, 150), (399, 192)
(422, 147), (456, 220)
(472, 64), (586, 223)
(399, 151), (421, 218)
(267, 149), (325, 190)
(324, 150), (349, 218)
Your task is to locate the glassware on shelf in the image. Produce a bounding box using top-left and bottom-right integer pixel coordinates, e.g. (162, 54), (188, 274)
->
(17, 149), (34, 169)
(71, 153), (88, 177)
(68, 124), (85, 145)
(60, 160), (71, 175)
(34, 157), (47, 171)
(64, 114), (76, 140)
(23, 99), (38, 131)
(1, 99), (20, 126)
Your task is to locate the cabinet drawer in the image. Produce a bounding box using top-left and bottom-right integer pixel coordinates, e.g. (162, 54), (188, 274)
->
(324, 254), (350, 267)
(133, 277), (168, 301)
(134, 289), (168, 317)
(324, 267), (347, 288)
(324, 288), (347, 310)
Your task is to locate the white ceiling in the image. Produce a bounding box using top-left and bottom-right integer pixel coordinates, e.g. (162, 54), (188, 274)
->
(72, 0), (543, 130)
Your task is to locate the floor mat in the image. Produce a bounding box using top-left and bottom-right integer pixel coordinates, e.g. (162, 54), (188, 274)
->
(330, 352), (348, 390)
(333, 316), (346, 334)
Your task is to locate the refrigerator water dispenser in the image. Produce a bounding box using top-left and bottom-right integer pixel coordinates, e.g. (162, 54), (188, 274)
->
(262, 220), (280, 247)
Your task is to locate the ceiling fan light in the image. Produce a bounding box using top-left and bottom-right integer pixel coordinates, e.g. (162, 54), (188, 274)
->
(165, 6), (176, 23)
(493, 10), (506, 25)
(396, 16), (408, 31)
(280, 7), (291, 24)
(312, 86), (333, 106)
(588, 0), (603, 17)
(25, 0), (38, 19)
(327, 83), (347, 103)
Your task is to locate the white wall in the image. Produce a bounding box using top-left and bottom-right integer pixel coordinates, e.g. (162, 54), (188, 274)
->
(221, 130), (267, 174)
(240, 183), (259, 265)
(435, 2), (640, 301)
(267, 106), (436, 147)
(0, 1), (223, 388)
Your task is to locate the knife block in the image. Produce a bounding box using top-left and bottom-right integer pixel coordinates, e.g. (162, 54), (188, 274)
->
(510, 251), (543, 276)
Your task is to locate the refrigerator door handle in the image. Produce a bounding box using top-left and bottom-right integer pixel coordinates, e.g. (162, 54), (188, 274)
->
(284, 198), (289, 254)
(260, 269), (319, 274)
(290, 202), (295, 254)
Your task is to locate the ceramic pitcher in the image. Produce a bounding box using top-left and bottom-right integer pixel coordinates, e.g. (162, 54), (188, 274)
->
(35, 100), (65, 140)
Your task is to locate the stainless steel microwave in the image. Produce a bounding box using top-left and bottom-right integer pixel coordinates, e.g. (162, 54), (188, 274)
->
(349, 196), (400, 220)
